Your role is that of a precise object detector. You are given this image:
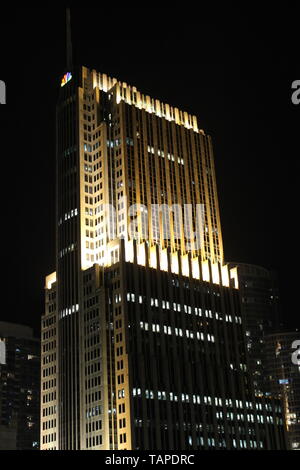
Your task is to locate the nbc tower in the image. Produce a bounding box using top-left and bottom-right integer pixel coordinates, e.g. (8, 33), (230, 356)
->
(40, 10), (286, 451)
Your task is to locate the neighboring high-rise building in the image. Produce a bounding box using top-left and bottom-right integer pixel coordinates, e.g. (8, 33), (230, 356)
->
(228, 263), (280, 396)
(0, 322), (40, 450)
(265, 331), (300, 450)
(40, 61), (287, 450)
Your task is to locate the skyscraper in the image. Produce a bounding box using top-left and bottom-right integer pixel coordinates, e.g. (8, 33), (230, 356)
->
(265, 331), (300, 450)
(0, 322), (40, 450)
(227, 263), (280, 396)
(40, 63), (286, 450)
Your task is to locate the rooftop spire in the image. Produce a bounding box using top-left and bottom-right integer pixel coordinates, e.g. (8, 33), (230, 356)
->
(66, 7), (73, 71)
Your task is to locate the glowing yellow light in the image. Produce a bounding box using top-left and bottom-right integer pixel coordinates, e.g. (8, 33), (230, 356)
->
(171, 252), (179, 275)
(137, 243), (146, 267)
(211, 263), (220, 285)
(91, 68), (199, 132)
(230, 267), (239, 289)
(192, 258), (200, 279)
(125, 240), (134, 263)
(46, 272), (57, 290)
(202, 260), (210, 282)
(181, 254), (189, 277)
(149, 246), (157, 269)
(221, 265), (230, 287)
(160, 248), (168, 272)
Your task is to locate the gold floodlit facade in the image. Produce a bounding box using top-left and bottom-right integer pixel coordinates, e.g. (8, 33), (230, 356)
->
(77, 67), (226, 274)
(40, 66), (286, 450)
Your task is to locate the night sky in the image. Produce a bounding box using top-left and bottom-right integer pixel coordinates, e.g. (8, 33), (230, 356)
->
(0, 6), (298, 335)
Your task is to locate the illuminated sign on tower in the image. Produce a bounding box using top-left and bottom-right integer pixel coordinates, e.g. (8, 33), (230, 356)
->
(61, 72), (72, 87)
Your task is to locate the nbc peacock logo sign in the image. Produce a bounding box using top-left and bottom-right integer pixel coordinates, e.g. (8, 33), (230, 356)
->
(61, 72), (72, 88)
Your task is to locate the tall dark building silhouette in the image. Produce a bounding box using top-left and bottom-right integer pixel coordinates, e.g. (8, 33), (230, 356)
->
(228, 263), (280, 396)
(40, 62), (287, 450)
(0, 322), (40, 450)
(265, 331), (300, 450)
(228, 264), (300, 450)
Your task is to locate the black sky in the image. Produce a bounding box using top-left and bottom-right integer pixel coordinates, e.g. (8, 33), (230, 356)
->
(0, 5), (298, 334)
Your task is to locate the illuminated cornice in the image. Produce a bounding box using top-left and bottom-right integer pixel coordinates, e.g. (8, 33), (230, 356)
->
(83, 67), (204, 133)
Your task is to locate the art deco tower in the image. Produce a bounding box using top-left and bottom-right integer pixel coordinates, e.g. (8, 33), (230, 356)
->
(40, 14), (286, 451)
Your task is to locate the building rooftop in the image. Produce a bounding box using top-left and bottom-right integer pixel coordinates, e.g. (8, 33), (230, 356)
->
(82, 66), (204, 134)
(0, 322), (34, 340)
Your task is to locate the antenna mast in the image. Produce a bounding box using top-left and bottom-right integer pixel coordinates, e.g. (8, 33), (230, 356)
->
(66, 7), (73, 71)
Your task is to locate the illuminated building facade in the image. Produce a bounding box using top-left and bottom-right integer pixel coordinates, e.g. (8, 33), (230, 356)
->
(0, 322), (40, 450)
(265, 331), (300, 450)
(40, 65), (286, 450)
